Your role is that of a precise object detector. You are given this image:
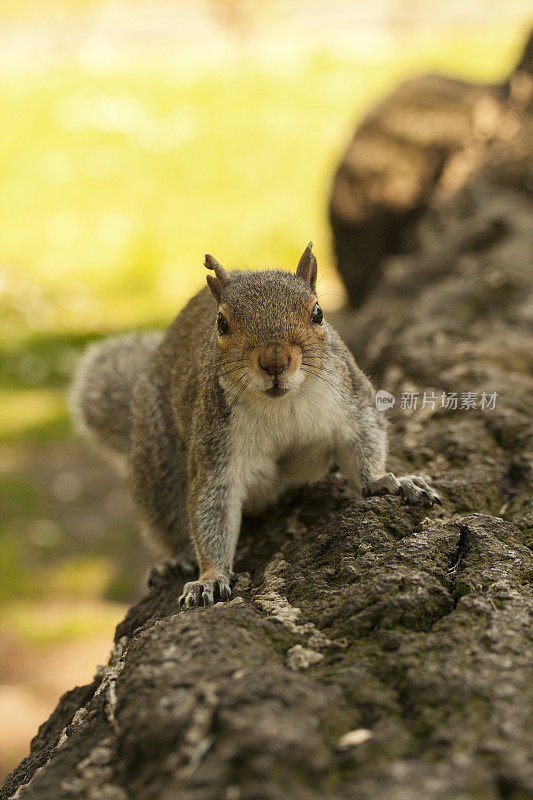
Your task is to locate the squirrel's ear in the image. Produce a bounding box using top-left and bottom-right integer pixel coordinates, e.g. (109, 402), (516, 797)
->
(206, 274), (222, 302)
(296, 242), (317, 292)
(205, 254), (228, 303)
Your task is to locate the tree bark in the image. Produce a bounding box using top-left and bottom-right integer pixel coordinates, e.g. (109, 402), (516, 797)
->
(329, 31), (533, 308)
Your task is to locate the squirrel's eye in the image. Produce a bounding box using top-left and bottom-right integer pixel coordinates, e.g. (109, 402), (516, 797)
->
(216, 312), (230, 335)
(310, 302), (323, 324)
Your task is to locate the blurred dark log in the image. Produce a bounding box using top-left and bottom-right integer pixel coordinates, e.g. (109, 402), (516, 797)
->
(2, 35), (533, 800)
(330, 30), (533, 308)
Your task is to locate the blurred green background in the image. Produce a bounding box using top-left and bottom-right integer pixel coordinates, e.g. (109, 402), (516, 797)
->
(0, 0), (531, 779)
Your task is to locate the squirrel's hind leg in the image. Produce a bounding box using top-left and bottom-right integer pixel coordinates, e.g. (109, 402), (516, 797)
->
(147, 551), (197, 589)
(130, 376), (194, 584)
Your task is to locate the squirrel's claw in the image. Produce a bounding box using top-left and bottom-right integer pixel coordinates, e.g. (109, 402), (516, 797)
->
(364, 473), (441, 508)
(397, 475), (442, 508)
(179, 575), (232, 610)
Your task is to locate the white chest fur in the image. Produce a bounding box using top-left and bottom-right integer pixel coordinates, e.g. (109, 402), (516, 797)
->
(229, 373), (351, 512)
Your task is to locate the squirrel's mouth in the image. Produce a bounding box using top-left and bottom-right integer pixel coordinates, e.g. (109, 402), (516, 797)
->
(265, 384), (289, 398)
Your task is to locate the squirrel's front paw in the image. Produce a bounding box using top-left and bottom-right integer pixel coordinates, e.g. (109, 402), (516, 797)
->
(397, 475), (442, 507)
(364, 473), (442, 507)
(179, 574), (232, 609)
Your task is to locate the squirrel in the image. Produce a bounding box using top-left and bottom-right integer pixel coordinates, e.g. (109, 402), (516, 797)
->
(71, 243), (441, 608)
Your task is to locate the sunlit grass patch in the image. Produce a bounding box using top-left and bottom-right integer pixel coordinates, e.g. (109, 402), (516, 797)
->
(0, 388), (67, 442)
(0, 29), (523, 345)
(44, 556), (114, 599)
(0, 474), (43, 516)
(0, 331), (99, 390)
(0, 536), (38, 602)
(0, 598), (126, 647)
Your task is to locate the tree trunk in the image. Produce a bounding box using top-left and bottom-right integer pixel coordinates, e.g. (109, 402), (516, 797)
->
(329, 31), (533, 308)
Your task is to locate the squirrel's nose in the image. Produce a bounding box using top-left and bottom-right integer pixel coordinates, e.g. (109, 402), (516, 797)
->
(258, 354), (290, 378)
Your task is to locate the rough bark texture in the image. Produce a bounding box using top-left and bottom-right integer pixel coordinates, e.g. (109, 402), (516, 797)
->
(3, 39), (533, 800)
(330, 31), (533, 307)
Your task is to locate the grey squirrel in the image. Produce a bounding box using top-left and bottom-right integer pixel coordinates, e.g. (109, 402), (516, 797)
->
(71, 244), (441, 608)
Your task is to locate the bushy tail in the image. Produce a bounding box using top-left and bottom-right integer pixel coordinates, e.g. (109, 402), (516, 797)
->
(70, 332), (161, 462)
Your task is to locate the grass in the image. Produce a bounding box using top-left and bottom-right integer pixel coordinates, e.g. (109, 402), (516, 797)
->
(0, 597), (126, 647)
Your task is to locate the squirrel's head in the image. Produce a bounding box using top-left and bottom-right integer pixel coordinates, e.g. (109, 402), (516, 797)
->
(205, 243), (326, 400)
